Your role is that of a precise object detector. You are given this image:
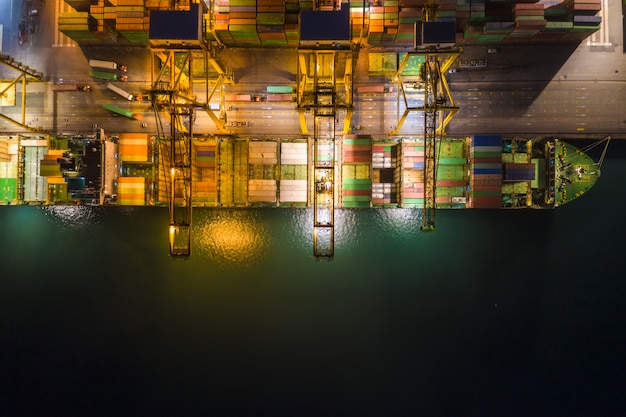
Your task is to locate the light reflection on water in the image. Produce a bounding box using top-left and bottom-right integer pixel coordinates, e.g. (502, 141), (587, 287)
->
(370, 208), (424, 240)
(193, 209), (269, 268)
(40, 205), (105, 230)
(33, 205), (427, 267)
(187, 208), (425, 267)
(335, 208), (423, 249)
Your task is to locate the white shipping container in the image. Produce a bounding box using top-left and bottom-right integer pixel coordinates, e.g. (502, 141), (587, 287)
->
(281, 142), (307, 165)
(279, 179), (307, 202)
(89, 59), (127, 71)
(106, 82), (134, 101)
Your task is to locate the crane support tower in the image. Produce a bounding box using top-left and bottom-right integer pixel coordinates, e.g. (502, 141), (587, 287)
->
(391, 0), (462, 231)
(0, 54), (44, 132)
(148, 3), (234, 258)
(297, 3), (359, 259)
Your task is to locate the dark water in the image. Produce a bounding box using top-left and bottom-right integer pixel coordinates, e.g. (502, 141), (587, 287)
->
(2, 141), (626, 417)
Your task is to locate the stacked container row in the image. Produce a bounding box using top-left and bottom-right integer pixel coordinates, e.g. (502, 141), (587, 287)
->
(248, 140), (278, 204)
(118, 133), (151, 205)
(401, 141), (424, 208)
(0, 138), (18, 203)
(117, 176), (146, 205)
(342, 135), (372, 208)
(192, 138), (218, 206)
(114, 0), (151, 43)
(218, 139), (248, 206)
(372, 142), (399, 206)
(59, 0), (602, 47)
(435, 139), (467, 208)
(23, 141), (49, 203)
(279, 141), (308, 205)
(88, 0), (118, 41)
(470, 135), (502, 209)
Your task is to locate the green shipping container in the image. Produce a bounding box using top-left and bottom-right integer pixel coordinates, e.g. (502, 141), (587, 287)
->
(0, 178), (17, 202)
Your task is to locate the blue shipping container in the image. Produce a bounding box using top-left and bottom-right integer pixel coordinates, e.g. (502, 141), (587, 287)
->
(472, 135), (502, 147)
(473, 169), (502, 175)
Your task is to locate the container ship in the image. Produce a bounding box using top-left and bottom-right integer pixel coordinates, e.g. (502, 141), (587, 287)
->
(0, 133), (607, 209)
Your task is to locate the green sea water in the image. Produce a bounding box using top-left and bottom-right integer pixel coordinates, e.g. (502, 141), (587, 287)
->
(1, 141), (626, 416)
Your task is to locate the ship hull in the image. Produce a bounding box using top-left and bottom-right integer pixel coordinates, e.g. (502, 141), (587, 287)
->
(0, 134), (599, 209)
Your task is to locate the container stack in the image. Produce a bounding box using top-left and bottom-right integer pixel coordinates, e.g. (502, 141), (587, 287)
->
(468, 0), (484, 23)
(229, 0), (261, 44)
(456, 0), (470, 25)
(567, 0), (602, 15)
(350, 0), (368, 42)
(397, 4), (421, 46)
(22, 141), (48, 203)
(89, 0), (119, 41)
(284, 0), (299, 44)
(192, 138), (217, 206)
(453, 0), (601, 44)
(117, 176), (146, 205)
(507, 3), (546, 43)
(299, 0), (313, 11)
(279, 141), (308, 205)
(145, 0), (171, 9)
(367, 5), (384, 44)
(0, 139), (18, 204)
(257, 0), (287, 45)
(118, 133), (149, 162)
(537, 21), (573, 42)
(565, 0), (602, 41)
(400, 141), (424, 208)
(47, 177), (70, 203)
(65, 0), (91, 12)
(463, 22), (482, 42)
(116, 0), (149, 43)
(470, 135), (502, 209)
(213, 0), (235, 43)
(248, 141), (277, 204)
(342, 135), (372, 208)
(58, 11), (100, 42)
(372, 142), (399, 207)
(39, 152), (63, 178)
(434, 139), (467, 208)
(381, 0), (399, 44)
(478, 21), (514, 44)
(217, 139), (248, 206)
(438, 0), (456, 23)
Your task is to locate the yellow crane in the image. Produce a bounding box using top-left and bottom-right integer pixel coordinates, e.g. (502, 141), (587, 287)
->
(149, 47), (233, 259)
(0, 55), (44, 132)
(391, 0), (461, 231)
(296, 4), (357, 259)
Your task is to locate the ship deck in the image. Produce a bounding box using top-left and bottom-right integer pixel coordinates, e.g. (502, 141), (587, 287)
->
(0, 134), (601, 209)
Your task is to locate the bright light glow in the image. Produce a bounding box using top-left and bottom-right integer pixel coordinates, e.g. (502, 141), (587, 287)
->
(194, 211), (268, 267)
(41, 205), (103, 230)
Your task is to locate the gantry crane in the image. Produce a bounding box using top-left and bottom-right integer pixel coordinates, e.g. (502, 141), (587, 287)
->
(0, 54), (44, 132)
(390, 0), (461, 231)
(296, 8), (358, 259)
(149, 7), (234, 258)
